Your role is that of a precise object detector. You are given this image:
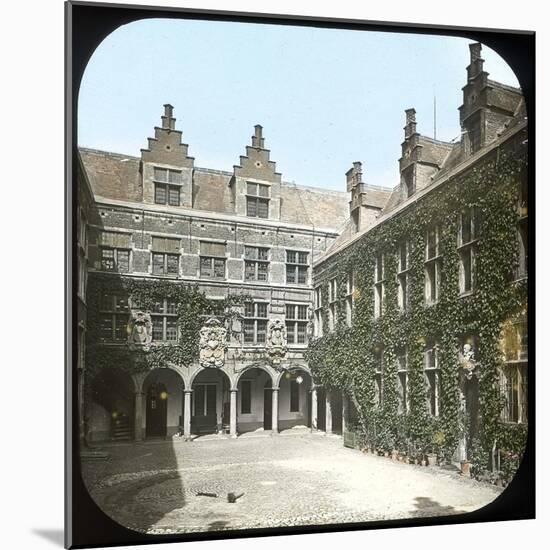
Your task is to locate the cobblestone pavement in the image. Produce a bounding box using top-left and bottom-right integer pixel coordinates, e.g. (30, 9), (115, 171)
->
(81, 432), (503, 535)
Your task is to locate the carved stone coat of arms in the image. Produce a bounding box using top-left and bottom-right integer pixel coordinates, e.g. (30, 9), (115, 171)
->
(199, 318), (227, 368)
(127, 311), (153, 350)
(266, 319), (287, 363)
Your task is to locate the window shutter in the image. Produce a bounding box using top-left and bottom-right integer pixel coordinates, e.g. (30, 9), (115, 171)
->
(101, 231), (131, 248)
(200, 241), (226, 257)
(152, 236), (180, 253)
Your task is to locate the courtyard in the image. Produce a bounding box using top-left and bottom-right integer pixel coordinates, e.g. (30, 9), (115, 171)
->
(81, 432), (503, 534)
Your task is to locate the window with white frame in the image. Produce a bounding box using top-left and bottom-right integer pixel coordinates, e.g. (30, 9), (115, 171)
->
(374, 253), (385, 318)
(425, 225), (441, 304)
(424, 340), (440, 417)
(101, 247), (130, 273)
(314, 286), (323, 337)
(374, 348), (384, 407)
(246, 182), (270, 218)
(199, 241), (226, 279)
(458, 207), (480, 294)
(244, 246), (269, 282)
(397, 240), (410, 311)
(151, 298), (178, 342)
(397, 349), (408, 414)
(346, 270), (354, 326)
(99, 231), (131, 273)
(151, 236), (180, 276)
(286, 304), (308, 345)
(286, 250), (309, 285)
(328, 278), (338, 331)
(154, 167), (182, 206)
(243, 302), (268, 345)
(500, 317), (528, 423)
(99, 293), (129, 342)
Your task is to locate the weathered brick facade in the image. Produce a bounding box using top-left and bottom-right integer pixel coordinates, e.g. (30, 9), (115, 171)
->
(78, 107), (349, 442)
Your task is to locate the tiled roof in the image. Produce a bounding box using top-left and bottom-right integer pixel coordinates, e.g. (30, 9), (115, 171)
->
(78, 147), (349, 232)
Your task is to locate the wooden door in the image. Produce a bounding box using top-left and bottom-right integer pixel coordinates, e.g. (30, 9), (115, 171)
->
(146, 383), (167, 438)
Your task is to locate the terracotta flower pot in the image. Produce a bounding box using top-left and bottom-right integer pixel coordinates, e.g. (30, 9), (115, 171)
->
(460, 460), (471, 477)
(427, 453), (438, 467)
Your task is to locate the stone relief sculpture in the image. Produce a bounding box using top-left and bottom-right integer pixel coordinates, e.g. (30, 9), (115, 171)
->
(127, 311), (153, 350)
(266, 319), (287, 363)
(459, 343), (480, 380)
(199, 318), (227, 368)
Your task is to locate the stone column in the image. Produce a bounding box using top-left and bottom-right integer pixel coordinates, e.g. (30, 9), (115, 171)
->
(272, 388), (279, 434)
(342, 394), (348, 435)
(325, 391), (333, 435)
(230, 389), (238, 438)
(134, 391), (145, 441)
(310, 387), (318, 431)
(183, 390), (192, 440)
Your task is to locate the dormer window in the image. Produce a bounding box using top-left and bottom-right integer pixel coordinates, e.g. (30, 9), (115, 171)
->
(246, 182), (269, 218)
(154, 167), (182, 206)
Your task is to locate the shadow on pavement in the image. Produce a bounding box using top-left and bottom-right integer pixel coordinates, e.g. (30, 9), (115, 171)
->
(410, 496), (464, 518)
(81, 442), (185, 533)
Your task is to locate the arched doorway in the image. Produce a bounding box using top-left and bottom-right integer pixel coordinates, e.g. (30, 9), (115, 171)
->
(235, 367), (275, 433)
(191, 369), (231, 435)
(89, 368), (135, 442)
(143, 368), (184, 439)
(278, 369), (312, 431)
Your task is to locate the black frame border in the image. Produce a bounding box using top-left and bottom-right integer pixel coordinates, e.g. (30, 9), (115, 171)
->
(65, 2), (535, 548)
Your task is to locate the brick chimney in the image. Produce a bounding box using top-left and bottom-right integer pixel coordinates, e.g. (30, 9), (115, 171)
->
(459, 42), (522, 154)
(347, 162), (385, 233)
(399, 108), (421, 197)
(467, 43), (484, 81)
(251, 125), (265, 148)
(399, 108), (451, 197)
(161, 103), (176, 130)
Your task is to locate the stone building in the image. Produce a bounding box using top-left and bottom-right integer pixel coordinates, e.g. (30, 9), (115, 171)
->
(77, 42), (528, 471)
(311, 43), (528, 468)
(78, 108), (349, 442)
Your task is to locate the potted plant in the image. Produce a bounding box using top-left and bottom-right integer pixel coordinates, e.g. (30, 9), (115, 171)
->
(427, 430), (445, 466)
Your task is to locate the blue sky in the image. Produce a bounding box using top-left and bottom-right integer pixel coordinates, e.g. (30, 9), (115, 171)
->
(78, 19), (520, 191)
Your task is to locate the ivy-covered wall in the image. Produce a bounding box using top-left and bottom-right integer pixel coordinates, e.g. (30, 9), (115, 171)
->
(307, 136), (528, 483)
(86, 274), (249, 378)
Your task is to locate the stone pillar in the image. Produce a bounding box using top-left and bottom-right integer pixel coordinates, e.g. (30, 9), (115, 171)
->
(310, 387), (318, 431)
(134, 391), (145, 441)
(342, 394), (348, 435)
(230, 389), (238, 438)
(183, 390), (192, 440)
(325, 391), (333, 435)
(272, 388), (279, 434)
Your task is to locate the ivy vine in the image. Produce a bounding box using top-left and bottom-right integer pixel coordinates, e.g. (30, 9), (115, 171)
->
(306, 144), (528, 483)
(86, 275), (250, 377)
